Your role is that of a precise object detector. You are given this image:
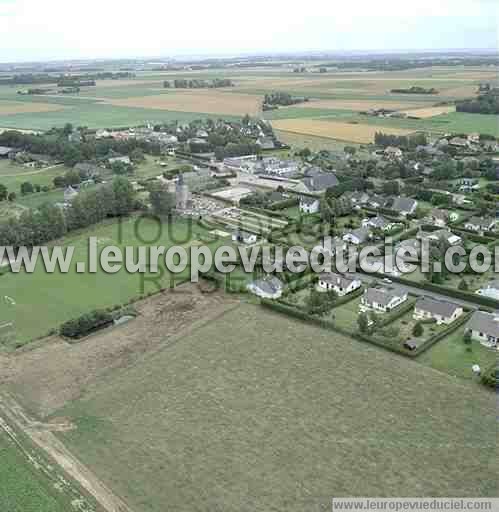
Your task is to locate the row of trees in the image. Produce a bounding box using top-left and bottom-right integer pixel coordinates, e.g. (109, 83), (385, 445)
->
(374, 132), (427, 149)
(0, 177), (136, 248)
(456, 91), (499, 115)
(164, 79), (234, 89)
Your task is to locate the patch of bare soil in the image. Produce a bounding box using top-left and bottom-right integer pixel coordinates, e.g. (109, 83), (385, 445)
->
(0, 283), (240, 417)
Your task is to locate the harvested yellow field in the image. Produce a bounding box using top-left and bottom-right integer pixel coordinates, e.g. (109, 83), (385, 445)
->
(402, 105), (456, 118)
(272, 118), (414, 144)
(107, 91), (261, 116)
(94, 79), (160, 88)
(293, 99), (427, 111)
(0, 100), (66, 115)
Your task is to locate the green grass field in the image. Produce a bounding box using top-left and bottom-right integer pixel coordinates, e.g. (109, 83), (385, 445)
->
(0, 216), (224, 344)
(0, 160), (68, 194)
(54, 303), (497, 510)
(0, 433), (71, 512)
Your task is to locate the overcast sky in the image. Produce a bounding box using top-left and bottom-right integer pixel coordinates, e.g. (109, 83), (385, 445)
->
(0, 0), (498, 62)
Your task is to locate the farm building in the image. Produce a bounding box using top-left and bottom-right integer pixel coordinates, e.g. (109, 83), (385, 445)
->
(413, 297), (463, 325)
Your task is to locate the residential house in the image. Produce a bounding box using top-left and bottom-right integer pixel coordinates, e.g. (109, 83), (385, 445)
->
(64, 185), (78, 203)
(0, 146), (13, 158)
(369, 195), (389, 209)
(232, 230), (257, 245)
(342, 227), (371, 245)
(403, 338), (425, 351)
(391, 196), (418, 217)
(429, 209), (451, 227)
(73, 162), (101, 178)
(418, 229), (462, 247)
(299, 196), (320, 214)
(298, 172), (339, 194)
(360, 287), (408, 313)
(413, 297), (463, 325)
(348, 191), (370, 206)
(475, 280), (499, 301)
(384, 146), (403, 159)
(449, 137), (468, 148)
(465, 217), (497, 233)
(256, 136), (276, 150)
(247, 276), (284, 300)
(317, 272), (361, 296)
(362, 216), (395, 231)
(466, 311), (499, 349)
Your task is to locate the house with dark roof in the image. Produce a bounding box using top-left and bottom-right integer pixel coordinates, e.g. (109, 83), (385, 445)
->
(360, 287), (408, 313)
(466, 311), (499, 348)
(298, 172), (339, 194)
(317, 272), (361, 296)
(413, 297), (463, 325)
(391, 196), (418, 216)
(299, 195), (320, 214)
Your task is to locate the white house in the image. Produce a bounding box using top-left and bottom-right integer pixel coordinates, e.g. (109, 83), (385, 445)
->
(342, 227), (371, 245)
(360, 287), (408, 313)
(466, 311), (499, 349)
(299, 196), (320, 214)
(232, 230), (257, 245)
(413, 297), (463, 325)
(475, 280), (499, 301)
(361, 216), (395, 231)
(247, 276), (284, 300)
(317, 272), (361, 297)
(464, 217), (497, 233)
(64, 185), (78, 203)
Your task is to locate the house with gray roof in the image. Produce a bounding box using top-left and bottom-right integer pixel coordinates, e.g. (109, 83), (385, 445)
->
(360, 286), (408, 313)
(466, 311), (499, 349)
(475, 280), (499, 301)
(247, 276), (284, 299)
(317, 272), (361, 296)
(0, 146), (13, 158)
(299, 195), (320, 214)
(342, 227), (371, 245)
(464, 217), (497, 233)
(362, 216), (395, 231)
(298, 172), (339, 194)
(413, 297), (463, 325)
(391, 196), (418, 217)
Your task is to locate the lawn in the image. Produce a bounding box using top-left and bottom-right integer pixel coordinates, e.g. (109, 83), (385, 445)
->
(0, 160), (68, 194)
(0, 433), (71, 512)
(0, 216), (222, 345)
(417, 328), (497, 380)
(54, 303), (497, 510)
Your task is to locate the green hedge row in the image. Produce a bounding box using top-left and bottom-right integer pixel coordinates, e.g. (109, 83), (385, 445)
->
(60, 309), (114, 339)
(375, 298), (417, 328)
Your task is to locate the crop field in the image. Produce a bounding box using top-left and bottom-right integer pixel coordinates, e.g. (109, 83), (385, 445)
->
(33, 302), (497, 511)
(107, 90), (262, 116)
(272, 118), (415, 143)
(0, 432), (71, 512)
(0, 66), (497, 137)
(0, 216), (225, 345)
(402, 105), (457, 118)
(0, 100), (66, 115)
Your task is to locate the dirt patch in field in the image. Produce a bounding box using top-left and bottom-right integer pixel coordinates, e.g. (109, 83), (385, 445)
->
(107, 90), (261, 116)
(0, 283), (240, 417)
(272, 118), (414, 144)
(293, 99), (427, 111)
(401, 105), (456, 118)
(0, 101), (66, 116)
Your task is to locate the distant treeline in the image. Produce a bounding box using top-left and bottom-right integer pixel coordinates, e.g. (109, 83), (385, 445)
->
(163, 78), (234, 89)
(390, 86), (438, 95)
(456, 90), (499, 115)
(374, 132), (427, 149)
(0, 71), (134, 86)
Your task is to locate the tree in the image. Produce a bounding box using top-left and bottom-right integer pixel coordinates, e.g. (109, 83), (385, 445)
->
(112, 177), (136, 216)
(458, 279), (469, 291)
(358, 312), (369, 333)
(130, 148), (145, 163)
(149, 182), (176, 216)
(413, 322), (424, 337)
(20, 181), (34, 195)
(0, 184), (7, 201)
(344, 146), (357, 157)
(463, 330), (472, 345)
(7, 192), (16, 202)
(306, 288), (336, 316)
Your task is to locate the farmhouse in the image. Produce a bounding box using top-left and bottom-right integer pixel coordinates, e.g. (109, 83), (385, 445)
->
(232, 230), (257, 245)
(299, 196), (320, 214)
(317, 272), (361, 296)
(360, 287), (408, 313)
(391, 196), (418, 217)
(475, 280), (499, 301)
(247, 276), (284, 299)
(413, 297), (463, 325)
(464, 217), (497, 233)
(466, 311), (499, 349)
(342, 227), (371, 245)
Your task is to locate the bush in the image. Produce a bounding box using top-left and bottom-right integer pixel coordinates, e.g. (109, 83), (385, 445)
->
(413, 322), (424, 337)
(60, 309), (113, 339)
